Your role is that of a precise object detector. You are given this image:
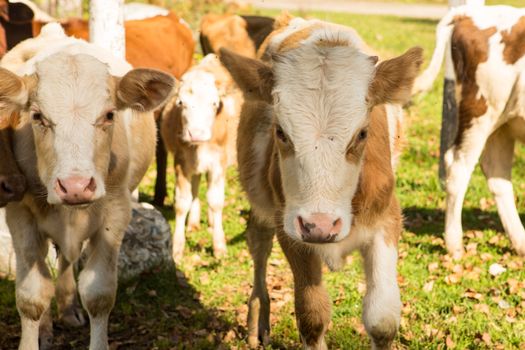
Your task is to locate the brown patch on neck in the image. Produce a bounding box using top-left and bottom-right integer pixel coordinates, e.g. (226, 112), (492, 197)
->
(277, 24), (321, 54)
(451, 16), (496, 146)
(501, 16), (525, 65)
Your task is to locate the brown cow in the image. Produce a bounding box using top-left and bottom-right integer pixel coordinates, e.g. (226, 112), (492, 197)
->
(220, 16), (422, 349)
(200, 13), (274, 58)
(412, 5), (525, 259)
(0, 25), (174, 349)
(161, 54), (242, 262)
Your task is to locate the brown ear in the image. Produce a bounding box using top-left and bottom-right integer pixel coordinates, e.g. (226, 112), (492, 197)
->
(116, 68), (175, 112)
(368, 47), (423, 106)
(218, 47), (273, 103)
(0, 68), (34, 114)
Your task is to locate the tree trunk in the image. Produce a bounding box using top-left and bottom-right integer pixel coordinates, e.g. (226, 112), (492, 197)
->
(89, 0), (125, 59)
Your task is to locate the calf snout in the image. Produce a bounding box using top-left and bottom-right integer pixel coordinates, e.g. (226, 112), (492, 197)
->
(296, 213), (342, 243)
(0, 174), (26, 203)
(187, 129), (212, 143)
(55, 176), (97, 205)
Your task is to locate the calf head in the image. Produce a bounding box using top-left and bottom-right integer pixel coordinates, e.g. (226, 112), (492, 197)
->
(176, 69), (222, 143)
(221, 44), (422, 244)
(0, 53), (174, 206)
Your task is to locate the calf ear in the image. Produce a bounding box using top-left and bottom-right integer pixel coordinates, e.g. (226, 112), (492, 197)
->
(368, 47), (423, 106)
(219, 48), (273, 103)
(0, 68), (33, 114)
(116, 68), (175, 112)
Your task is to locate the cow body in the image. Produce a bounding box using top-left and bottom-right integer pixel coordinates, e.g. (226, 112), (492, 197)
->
(413, 5), (525, 258)
(161, 54), (241, 262)
(0, 25), (173, 349)
(220, 16), (422, 349)
(200, 13), (274, 58)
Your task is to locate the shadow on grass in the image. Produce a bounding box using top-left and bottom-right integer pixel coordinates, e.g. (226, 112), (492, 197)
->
(0, 265), (244, 349)
(399, 17), (438, 26)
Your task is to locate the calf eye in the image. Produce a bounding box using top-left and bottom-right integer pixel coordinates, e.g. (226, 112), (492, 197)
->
(32, 112), (42, 121)
(358, 129), (368, 141)
(106, 111), (115, 121)
(275, 125), (288, 143)
(31, 112), (51, 128)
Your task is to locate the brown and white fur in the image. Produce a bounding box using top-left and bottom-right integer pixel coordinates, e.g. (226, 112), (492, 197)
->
(161, 54), (242, 262)
(0, 24), (174, 349)
(220, 17), (422, 349)
(412, 5), (525, 258)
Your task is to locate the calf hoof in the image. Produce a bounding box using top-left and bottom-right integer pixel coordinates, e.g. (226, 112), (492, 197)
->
(247, 330), (270, 349)
(301, 336), (327, 350)
(60, 305), (86, 327)
(446, 244), (464, 260)
(368, 317), (398, 350)
(213, 244), (227, 259)
(512, 239), (525, 256)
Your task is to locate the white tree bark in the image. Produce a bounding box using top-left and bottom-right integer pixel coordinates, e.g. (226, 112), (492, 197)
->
(448, 0), (485, 7)
(89, 0), (125, 59)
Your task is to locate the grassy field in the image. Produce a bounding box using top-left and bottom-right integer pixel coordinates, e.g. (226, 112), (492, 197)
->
(1, 6), (525, 350)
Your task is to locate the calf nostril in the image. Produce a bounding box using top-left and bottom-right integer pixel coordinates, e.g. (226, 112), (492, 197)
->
(86, 177), (96, 193)
(0, 180), (14, 195)
(57, 179), (68, 194)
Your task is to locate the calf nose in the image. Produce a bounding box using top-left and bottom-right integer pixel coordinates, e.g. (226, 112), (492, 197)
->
(296, 213), (342, 243)
(0, 174), (26, 202)
(55, 176), (96, 204)
(188, 129), (211, 142)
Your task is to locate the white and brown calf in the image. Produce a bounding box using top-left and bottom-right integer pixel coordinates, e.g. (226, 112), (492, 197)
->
(0, 26), (174, 350)
(413, 5), (525, 258)
(161, 54), (241, 262)
(220, 17), (422, 350)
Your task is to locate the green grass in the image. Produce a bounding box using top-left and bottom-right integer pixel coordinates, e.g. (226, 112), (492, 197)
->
(1, 7), (525, 350)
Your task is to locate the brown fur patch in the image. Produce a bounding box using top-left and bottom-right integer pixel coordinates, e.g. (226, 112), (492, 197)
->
(277, 25), (318, 53)
(450, 16), (496, 146)
(501, 16), (525, 65)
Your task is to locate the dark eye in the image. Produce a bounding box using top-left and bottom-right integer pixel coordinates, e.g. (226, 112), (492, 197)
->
(32, 112), (42, 121)
(176, 100), (183, 107)
(275, 125), (287, 143)
(106, 111), (114, 121)
(358, 129), (368, 141)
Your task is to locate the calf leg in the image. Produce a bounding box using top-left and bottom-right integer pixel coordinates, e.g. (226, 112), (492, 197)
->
(480, 126), (525, 255)
(173, 164), (192, 263)
(39, 307), (53, 350)
(444, 116), (495, 259)
(78, 198), (130, 350)
(246, 215), (274, 348)
(206, 167), (227, 258)
(6, 205), (54, 350)
(278, 233), (331, 349)
(56, 255), (85, 327)
(361, 233), (401, 350)
(187, 174), (202, 231)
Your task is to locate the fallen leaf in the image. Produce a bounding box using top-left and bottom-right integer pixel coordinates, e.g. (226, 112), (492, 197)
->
(446, 335), (455, 348)
(489, 263), (506, 277)
(423, 281), (434, 293)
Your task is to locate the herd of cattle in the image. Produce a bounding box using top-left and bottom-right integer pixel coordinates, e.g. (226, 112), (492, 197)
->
(0, 1), (524, 349)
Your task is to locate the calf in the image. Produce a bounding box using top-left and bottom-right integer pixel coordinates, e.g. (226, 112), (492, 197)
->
(220, 17), (422, 349)
(412, 5), (525, 258)
(0, 25), (173, 349)
(200, 13), (274, 58)
(161, 54), (241, 262)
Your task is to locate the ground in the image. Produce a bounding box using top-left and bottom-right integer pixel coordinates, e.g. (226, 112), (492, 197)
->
(1, 4), (525, 350)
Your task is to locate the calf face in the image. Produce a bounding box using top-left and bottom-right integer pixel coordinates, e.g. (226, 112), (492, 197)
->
(176, 70), (221, 143)
(221, 46), (422, 244)
(0, 53), (174, 205)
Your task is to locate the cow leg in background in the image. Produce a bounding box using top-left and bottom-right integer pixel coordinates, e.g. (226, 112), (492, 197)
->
(173, 163), (192, 263)
(39, 307), (53, 350)
(56, 255), (86, 327)
(78, 195), (130, 350)
(187, 174), (202, 231)
(444, 114), (495, 259)
(361, 232), (401, 350)
(246, 215), (274, 348)
(153, 116), (168, 206)
(480, 125), (525, 255)
(6, 205), (54, 350)
(278, 233), (331, 350)
(439, 77), (458, 186)
(207, 166), (227, 258)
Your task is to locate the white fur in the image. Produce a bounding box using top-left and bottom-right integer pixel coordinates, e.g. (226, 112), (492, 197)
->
(123, 3), (169, 21)
(269, 27), (376, 242)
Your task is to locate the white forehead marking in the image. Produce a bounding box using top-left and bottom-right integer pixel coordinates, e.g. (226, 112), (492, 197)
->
(180, 70), (218, 101)
(35, 53), (112, 122)
(268, 21), (376, 157)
